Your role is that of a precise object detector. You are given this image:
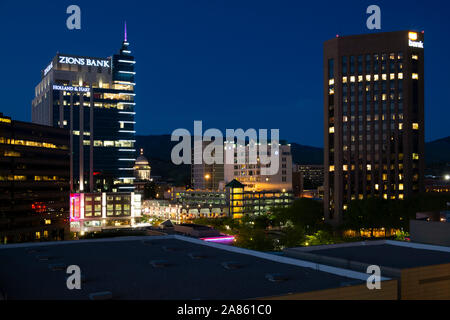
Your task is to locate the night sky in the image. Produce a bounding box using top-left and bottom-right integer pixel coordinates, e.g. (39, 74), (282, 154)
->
(0, 0), (449, 147)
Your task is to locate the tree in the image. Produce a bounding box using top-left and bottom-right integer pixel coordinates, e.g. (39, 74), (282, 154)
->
(143, 181), (157, 199)
(272, 198), (324, 231)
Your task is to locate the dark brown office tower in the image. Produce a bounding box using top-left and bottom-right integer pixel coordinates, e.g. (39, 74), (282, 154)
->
(0, 113), (70, 243)
(324, 31), (425, 226)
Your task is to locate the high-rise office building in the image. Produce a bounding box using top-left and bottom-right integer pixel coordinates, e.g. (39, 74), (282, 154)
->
(324, 31), (425, 226)
(0, 113), (70, 243)
(32, 24), (136, 193)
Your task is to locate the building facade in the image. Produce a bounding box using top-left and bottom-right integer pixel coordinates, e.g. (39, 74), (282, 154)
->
(224, 142), (293, 192)
(69, 192), (141, 235)
(32, 28), (136, 193)
(324, 31), (425, 225)
(0, 113), (70, 243)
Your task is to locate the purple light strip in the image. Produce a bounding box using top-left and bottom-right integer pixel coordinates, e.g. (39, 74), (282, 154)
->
(124, 21), (127, 42)
(200, 236), (235, 242)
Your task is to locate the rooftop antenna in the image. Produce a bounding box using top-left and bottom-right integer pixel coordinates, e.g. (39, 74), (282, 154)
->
(124, 21), (127, 42)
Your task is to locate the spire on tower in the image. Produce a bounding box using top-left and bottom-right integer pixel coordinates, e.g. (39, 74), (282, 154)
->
(124, 21), (127, 42)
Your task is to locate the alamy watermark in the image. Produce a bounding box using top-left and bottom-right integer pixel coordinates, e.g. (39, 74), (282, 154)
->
(366, 265), (381, 290)
(171, 121), (281, 175)
(66, 5), (81, 30)
(366, 5), (381, 30)
(66, 265), (81, 290)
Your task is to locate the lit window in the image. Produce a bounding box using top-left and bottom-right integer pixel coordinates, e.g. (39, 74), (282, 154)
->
(412, 73), (419, 80)
(358, 75), (363, 82)
(329, 165), (335, 172)
(412, 54), (418, 60)
(342, 76), (347, 83)
(366, 75), (371, 81)
(350, 76), (356, 82)
(329, 127), (335, 134)
(329, 79), (335, 85)
(390, 73), (395, 80)
(374, 74), (379, 81)
(382, 74), (387, 80)
(343, 165), (348, 171)
(412, 153), (420, 160)
(399, 184), (404, 191)
(412, 123), (419, 130)
(398, 73), (403, 79)
(367, 164), (372, 171)
(399, 123), (403, 130)
(399, 194), (404, 200)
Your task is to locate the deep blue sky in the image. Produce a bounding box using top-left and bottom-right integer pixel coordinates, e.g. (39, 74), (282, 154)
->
(0, 0), (448, 147)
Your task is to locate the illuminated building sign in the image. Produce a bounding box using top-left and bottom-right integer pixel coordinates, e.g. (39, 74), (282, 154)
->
(409, 40), (424, 48)
(408, 32), (424, 48)
(53, 85), (90, 93)
(58, 55), (110, 68)
(44, 62), (53, 76)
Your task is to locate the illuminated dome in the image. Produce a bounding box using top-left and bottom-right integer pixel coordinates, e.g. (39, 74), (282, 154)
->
(134, 149), (151, 181)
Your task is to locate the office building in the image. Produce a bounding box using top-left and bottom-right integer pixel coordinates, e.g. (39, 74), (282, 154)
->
(69, 191), (141, 235)
(32, 24), (136, 193)
(226, 179), (293, 219)
(224, 142), (293, 192)
(324, 31), (425, 225)
(0, 113), (70, 243)
(191, 141), (224, 190)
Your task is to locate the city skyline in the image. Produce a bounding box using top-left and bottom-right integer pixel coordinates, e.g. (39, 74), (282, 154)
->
(0, 0), (449, 147)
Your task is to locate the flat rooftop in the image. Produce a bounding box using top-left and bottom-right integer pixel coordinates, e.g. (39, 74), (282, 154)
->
(285, 240), (450, 271)
(0, 235), (375, 300)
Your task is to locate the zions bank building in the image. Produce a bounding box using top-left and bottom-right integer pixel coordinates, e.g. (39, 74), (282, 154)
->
(32, 28), (136, 193)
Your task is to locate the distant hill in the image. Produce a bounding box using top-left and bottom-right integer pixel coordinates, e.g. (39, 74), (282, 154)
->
(425, 136), (450, 165)
(135, 135), (450, 184)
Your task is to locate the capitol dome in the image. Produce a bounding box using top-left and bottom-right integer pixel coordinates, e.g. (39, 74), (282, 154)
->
(134, 149), (151, 181)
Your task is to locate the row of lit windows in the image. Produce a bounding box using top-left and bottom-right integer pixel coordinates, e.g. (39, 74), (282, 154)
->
(0, 175), (65, 181)
(343, 114), (405, 122)
(341, 73), (405, 84)
(76, 140), (134, 147)
(0, 137), (68, 150)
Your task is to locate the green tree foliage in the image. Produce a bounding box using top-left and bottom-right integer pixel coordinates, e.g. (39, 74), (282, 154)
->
(343, 193), (450, 232)
(272, 198), (324, 231)
(303, 230), (335, 246)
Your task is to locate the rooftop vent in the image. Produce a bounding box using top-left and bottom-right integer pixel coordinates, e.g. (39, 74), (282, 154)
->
(27, 248), (43, 254)
(89, 291), (113, 300)
(48, 263), (67, 271)
(188, 252), (208, 259)
(221, 261), (245, 270)
(150, 260), (171, 268)
(265, 273), (289, 282)
(36, 255), (51, 261)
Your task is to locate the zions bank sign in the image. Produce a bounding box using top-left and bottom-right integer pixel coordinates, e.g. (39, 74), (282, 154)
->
(58, 55), (111, 68)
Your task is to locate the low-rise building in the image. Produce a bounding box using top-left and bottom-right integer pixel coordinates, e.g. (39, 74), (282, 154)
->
(284, 240), (450, 300)
(69, 192), (141, 235)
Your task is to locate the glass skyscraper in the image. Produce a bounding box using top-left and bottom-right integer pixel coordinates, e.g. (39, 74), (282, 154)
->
(32, 26), (136, 193)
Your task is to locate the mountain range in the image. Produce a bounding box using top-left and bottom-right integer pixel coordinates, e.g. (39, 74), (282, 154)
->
(136, 135), (450, 185)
